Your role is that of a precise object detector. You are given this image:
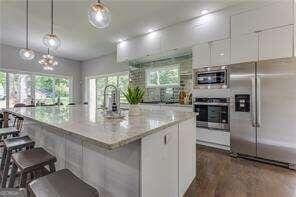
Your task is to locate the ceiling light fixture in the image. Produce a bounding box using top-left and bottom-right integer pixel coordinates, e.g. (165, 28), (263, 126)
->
(43, 0), (61, 50)
(201, 9), (209, 15)
(148, 29), (154, 33)
(88, 0), (111, 29)
(39, 49), (58, 71)
(19, 0), (35, 60)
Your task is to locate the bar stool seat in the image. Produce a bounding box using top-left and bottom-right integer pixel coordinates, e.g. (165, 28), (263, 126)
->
(0, 127), (19, 137)
(8, 147), (57, 188)
(28, 169), (99, 197)
(4, 136), (34, 150)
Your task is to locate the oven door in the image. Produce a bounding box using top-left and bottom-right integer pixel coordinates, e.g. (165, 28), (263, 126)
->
(195, 104), (229, 130)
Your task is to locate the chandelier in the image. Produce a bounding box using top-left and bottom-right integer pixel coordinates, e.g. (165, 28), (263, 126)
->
(38, 50), (58, 70)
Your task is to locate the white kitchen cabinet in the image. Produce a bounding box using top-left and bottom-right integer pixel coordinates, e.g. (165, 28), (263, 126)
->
(192, 12), (230, 44)
(193, 39), (230, 68)
(117, 39), (138, 62)
(231, 33), (258, 64)
(259, 25), (293, 61)
(211, 39), (230, 66)
(140, 32), (162, 58)
(179, 118), (196, 196)
(141, 124), (179, 197)
(192, 43), (210, 68)
(231, 1), (293, 37)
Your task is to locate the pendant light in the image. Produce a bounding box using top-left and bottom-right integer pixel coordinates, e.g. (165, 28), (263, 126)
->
(43, 0), (61, 50)
(39, 49), (58, 71)
(19, 0), (35, 60)
(88, 0), (111, 29)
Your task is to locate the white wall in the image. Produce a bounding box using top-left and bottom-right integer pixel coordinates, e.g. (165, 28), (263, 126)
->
(0, 44), (82, 103)
(81, 52), (129, 101)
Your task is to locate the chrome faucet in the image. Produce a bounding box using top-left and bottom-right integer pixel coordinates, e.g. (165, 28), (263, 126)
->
(102, 84), (121, 117)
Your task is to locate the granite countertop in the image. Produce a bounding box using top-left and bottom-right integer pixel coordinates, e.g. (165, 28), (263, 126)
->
(4, 105), (195, 150)
(140, 103), (193, 108)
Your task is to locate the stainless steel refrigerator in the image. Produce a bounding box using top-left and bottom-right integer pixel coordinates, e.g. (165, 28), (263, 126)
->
(229, 58), (296, 169)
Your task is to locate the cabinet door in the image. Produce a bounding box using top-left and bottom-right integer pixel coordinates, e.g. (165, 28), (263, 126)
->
(141, 125), (179, 197)
(231, 1), (293, 36)
(192, 12), (230, 44)
(211, 39), (230, 66)
(117, 39), (137, 62)
(259, 25), (293, 61)
(141, 33), (161, 58)
(179, 118), (196, 196)
(231, 33), (258, 64)
(192, 43), (210, 68)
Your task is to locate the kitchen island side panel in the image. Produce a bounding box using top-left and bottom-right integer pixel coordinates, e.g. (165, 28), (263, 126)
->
(23, 119), (141, 197)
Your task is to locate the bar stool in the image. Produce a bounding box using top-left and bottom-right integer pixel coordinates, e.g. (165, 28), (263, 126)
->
(0, 136), (35, 188)
(8, 147), (57, 188)
(0, 116), (24, 144)
(28, 169), (99, 197)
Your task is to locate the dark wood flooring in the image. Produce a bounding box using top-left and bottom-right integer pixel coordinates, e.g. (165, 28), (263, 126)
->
(185, 146), (296, 197)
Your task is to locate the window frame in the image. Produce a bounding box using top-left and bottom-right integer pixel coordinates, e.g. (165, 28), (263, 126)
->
(145, 64), (180, 88)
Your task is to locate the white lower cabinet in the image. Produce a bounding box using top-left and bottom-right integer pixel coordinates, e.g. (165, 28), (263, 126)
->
(179, 118), (196, 196)
(141, 125), (179, 197)
(141, 118), (196, 197)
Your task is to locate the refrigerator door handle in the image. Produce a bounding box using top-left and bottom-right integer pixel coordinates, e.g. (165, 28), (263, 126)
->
(256, 76), (261, 127)
(251, 77), (256, 127)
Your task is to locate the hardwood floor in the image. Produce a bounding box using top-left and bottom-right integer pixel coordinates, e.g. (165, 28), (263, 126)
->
(185, 145), (296, 197)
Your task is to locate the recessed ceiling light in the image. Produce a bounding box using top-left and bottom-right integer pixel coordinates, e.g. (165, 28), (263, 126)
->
(201, 9), (209, 15)
(118, 39), (123, 43)
(148, 29), (154, 33)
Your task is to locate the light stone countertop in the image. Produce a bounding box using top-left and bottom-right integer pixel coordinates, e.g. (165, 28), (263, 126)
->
(4, 105), (195, 150)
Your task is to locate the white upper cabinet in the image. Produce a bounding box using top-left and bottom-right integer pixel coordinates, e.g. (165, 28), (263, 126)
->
(162, 23), (194, 52)
(231, 33), (258, 64)
(192, 43), (210, 68)
(193, 38), (230, 68)
(231, 1), (293, 37)
(211, 39), (230, 66)
(259, 25), (293, 61)
(117, 39), (138, 62)
(140, 32), (162, 58)
(192, 12), (230, 44)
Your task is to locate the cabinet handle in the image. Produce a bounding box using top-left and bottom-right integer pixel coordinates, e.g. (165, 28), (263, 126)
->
(164, 134), (167, 145)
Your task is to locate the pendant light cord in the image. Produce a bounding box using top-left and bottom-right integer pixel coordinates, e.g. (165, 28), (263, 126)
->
(26, 0), (28, 49)
(51, 0), (53, 34)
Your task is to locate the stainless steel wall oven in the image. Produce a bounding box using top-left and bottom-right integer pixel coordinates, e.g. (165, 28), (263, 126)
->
(194, 97), (229, 131)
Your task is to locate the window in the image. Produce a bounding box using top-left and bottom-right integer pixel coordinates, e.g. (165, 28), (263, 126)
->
(0, 72), (6, 108)
(8, 73), (33, 108)
(87, 72), (129, 108)
(0, 70), (72, 108)
(145, 65), (180, 87)
(35, 75), (70, 105)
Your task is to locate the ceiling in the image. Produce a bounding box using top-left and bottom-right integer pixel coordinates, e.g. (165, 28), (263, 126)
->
(1, 0), (239, 61)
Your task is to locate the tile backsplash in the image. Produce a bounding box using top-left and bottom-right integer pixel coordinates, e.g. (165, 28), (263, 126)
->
(129, 54), (192, 103)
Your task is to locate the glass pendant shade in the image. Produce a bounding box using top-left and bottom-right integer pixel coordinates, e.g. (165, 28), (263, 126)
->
(88, 1), (111, 28)
(38, 54), (58, 71)
(43, 33), (61, 50)
(19, 48), (35, 60)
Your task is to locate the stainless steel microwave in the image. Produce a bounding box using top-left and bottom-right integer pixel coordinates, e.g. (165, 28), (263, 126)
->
(193, 66), (228, 89)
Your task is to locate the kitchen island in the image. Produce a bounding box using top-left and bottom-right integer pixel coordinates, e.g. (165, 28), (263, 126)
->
(4, 105), (196, 197)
